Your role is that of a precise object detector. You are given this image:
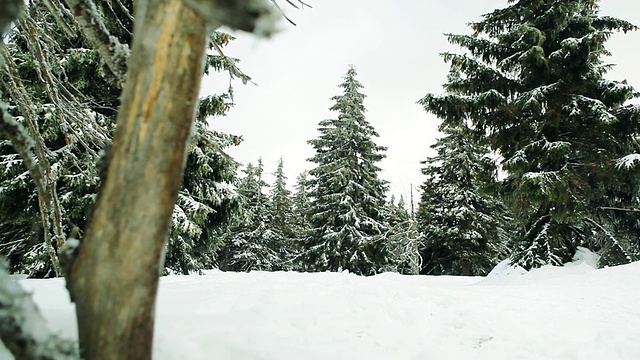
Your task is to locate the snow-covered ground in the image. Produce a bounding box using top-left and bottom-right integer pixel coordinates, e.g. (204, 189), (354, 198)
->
(3, 249), (639, 359)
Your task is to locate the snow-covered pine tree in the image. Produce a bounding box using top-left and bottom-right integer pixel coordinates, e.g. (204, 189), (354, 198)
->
(292, 171), (311, 232)
(420, 0), (640, 269)
(0, 0), (244, 276)
(269, 157), (296, 268)
(218, 159), (282, 272)
(416, 126), (507, 276)
(165, 92), (242, 275)
(304, 66), (391, 276)
(0, 2), (114, 276)
(385, 195), (421, 275)
(288, 170), (311, 270)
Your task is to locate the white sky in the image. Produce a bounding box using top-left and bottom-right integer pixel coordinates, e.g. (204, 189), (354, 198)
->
(201, 0), (640, 203)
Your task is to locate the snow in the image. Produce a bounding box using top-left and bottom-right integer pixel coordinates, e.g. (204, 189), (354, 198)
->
(3, 254), (640, 360)
(616, 153), (640, 169)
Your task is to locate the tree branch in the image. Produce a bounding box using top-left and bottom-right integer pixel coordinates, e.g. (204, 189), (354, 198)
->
(598, 206), (640, 214)
(0, 259), (78, 359)
(0, 103), (49, 204)
(41, 0), (76, 37)
(62, 0), (129, 82)
(183, 0), (281, 36)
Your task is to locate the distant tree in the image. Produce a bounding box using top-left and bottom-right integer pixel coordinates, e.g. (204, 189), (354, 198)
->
(416, 127), (507, 276)
(292, 171), (311, 228)
(218, 160), (281, 271)
(288, 170), (311, 269)
(385, 195), (421, 275)
(304, 66), (391, 275)
(269, 157), (296, 267)
(420, 0), (640, 269)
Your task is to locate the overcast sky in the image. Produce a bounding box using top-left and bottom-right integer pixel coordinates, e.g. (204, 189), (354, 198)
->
(201, 0), (640, 203)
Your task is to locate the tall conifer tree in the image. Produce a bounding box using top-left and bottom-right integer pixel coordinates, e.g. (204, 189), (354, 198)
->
(270, 157), (295, 268)
(288, 171), (311, 270)
(218, 159), (281, 271)
(420, 0), (640, 268)
(416, 127), (507, 276)
(304, 66), (390, 275)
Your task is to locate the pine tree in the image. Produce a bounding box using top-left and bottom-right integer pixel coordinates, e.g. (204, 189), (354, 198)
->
(0, 1), (244, 276)
(165, 95), (242, 274)
(304, 66), (391, 275)
(218, 159), (281, 272)
(289, 170), (311, 270)
(385, 195), (421, 275)
(269, 157), (296, 268)
(416, 127), (507, 276)
(292, 171), (311, 232)
(420, 0), (640, 268)
(271, 158), (294, 237)
(0, 3), (114, 276)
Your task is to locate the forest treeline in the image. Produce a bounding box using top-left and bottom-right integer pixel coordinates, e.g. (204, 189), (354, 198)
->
(2, 0), (640, 280)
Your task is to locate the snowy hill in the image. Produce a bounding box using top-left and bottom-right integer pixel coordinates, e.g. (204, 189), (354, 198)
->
(3, 255), (640, 359)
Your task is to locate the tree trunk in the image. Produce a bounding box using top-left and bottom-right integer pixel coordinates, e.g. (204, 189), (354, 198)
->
(67, 1), (208, 358)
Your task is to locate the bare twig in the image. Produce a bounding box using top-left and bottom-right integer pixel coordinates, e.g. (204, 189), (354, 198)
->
(597, 206), (640, 214)
(270, 0), (312, 26)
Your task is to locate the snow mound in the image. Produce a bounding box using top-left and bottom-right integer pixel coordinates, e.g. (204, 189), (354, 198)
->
(570, 246), (600, 268)
(480, 247), (601, 285)
(478, 259), (528, 284)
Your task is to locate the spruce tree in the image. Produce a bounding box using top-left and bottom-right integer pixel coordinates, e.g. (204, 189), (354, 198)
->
(0, 1), (244, 276)
(292, 171), (311, 232)
(165, 95), (242, 274)
(416, 127), (507, 276)
(0, 3), (114, 276)
(420, 0), (640, 268)
(304, 66), (391, 275)
(218, 159), (281, 272)
(289, 170), (311, 270)
(385, 195), (421, 275)
(269, 157), (295, 268)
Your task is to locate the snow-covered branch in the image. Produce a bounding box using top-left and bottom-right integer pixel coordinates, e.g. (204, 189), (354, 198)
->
(183, 0), (281, 36)
(0, 103), (49, 205)
(0, 259), (78, 359)
(62, 0), (129, 82)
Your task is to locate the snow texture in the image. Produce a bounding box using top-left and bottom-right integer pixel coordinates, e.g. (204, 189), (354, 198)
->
(616, 153), (640, 169)
(2, 254), (639, 359)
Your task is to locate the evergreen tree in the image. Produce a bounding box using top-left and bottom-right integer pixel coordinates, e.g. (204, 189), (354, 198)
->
(289, 170), (311, 270)
(165, 95), (242, 274)
(416, 127), (507, 276)
(0, 3), (114, 276)
(292, 171), (311, 232)
(385, 195), (421, 275)
(0, 1), (244, 276)
(271, 157), (294, 238)
(304, 66), (391, 275)
(218, 159), (281, 272)
(420, 0), (640, 268)
(269, 157), (295, 268)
